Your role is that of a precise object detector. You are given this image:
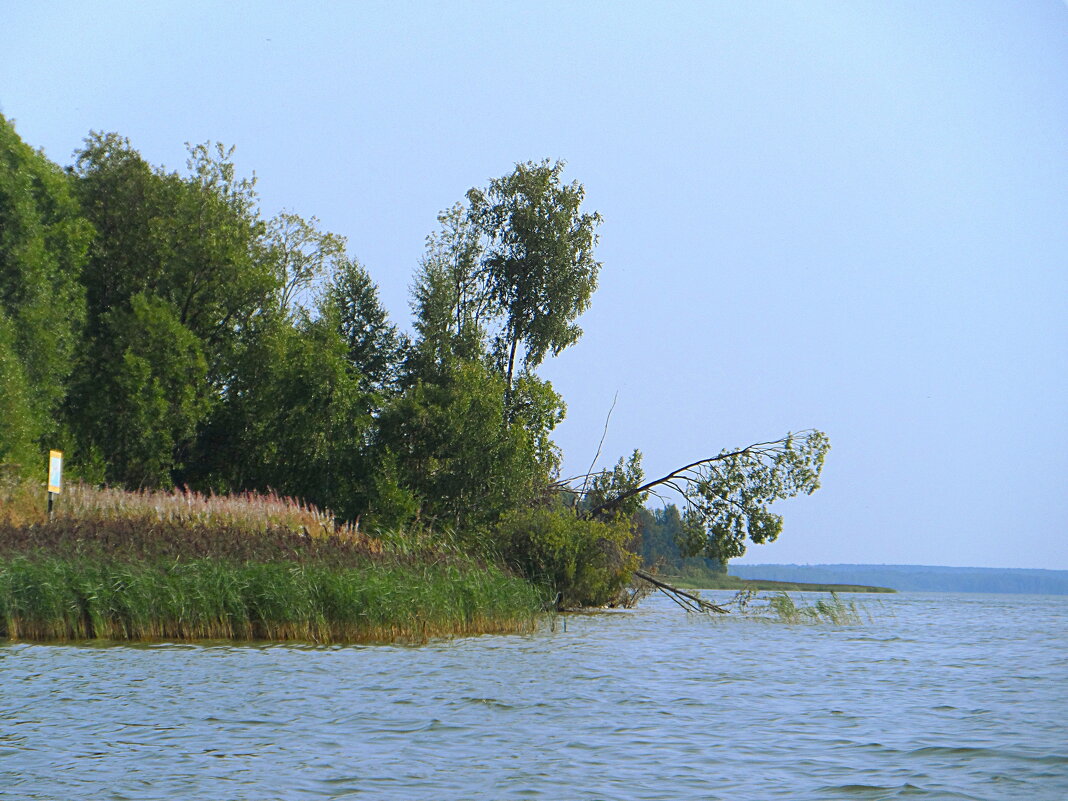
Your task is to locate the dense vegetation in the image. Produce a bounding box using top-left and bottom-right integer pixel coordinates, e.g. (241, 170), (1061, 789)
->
(0, 114), (829, 625)
(0, 481), (541, 641)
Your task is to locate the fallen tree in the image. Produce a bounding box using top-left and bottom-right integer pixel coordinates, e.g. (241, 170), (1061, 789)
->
(559, 430), (830, 611)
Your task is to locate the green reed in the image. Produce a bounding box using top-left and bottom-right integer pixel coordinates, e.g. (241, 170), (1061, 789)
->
(0, 556), (543, 643)
(764, 591), (864, 625)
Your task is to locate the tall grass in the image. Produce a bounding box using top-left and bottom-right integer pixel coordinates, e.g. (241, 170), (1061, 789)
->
(59, 484), (364, 540)
(0, 478), (545, 643)
(0, 556), (543, 643)
(764, 591), (864, 625)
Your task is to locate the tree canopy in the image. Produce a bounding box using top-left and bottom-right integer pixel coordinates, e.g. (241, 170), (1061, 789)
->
(0, 120), (829, 607)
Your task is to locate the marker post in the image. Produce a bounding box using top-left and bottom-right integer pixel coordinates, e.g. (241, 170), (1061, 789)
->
(47, 450), (62, 521)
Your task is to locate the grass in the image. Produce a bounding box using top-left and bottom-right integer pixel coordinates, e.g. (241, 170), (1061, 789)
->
(0, 556), (542, 643)
(726, 590), (865, 625)
(0, 478), (545, 643)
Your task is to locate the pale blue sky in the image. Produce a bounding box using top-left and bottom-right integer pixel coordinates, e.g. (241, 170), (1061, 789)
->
(3, 1), (1065, 568)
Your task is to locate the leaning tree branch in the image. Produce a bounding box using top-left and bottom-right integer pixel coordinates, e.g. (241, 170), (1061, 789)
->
(581, 439), (785, 520)
(633, 569), (729, 614)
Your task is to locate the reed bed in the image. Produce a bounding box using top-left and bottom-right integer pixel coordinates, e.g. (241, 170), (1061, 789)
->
(0, 479), (544, 643)
(59, 484), (366, 541)
(0, 515), (381, 565)
(0, 556), (543, 643)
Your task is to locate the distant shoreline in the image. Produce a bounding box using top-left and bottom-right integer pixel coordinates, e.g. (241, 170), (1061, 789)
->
(662, 574), (895, 593)
(728, 564), (1068, 595)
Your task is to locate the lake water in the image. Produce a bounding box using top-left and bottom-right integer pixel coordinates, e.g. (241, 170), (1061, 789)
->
(2, 591), (1066, 800)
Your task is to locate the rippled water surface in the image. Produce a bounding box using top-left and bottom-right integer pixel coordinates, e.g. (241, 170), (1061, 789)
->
(2, 592), (1066, 800)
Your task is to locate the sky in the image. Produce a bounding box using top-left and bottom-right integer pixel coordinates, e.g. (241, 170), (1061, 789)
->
(2, 1), (1066, 569)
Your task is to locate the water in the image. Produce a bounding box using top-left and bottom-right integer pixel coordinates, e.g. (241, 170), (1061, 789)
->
(2, 592), (1066, 800)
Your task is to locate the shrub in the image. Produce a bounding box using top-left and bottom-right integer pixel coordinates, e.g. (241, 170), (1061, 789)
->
(495, 505), (638, 608)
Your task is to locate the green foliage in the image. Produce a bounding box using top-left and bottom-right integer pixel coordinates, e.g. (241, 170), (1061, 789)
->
(585, 450), (647, 519)
(676, 431), (831, 562)
(469, 159), (602, 391)
(0, 311), (36, 469)
(495, 504), (638, 608)
(375, 359), (554, 532)
(319, 257), (405, 393)
(190, 313), (375, 519)
(267, 211), (347, 315)
(412, 160), (601, 405)
(0, 115), (91, 452)
(71, 135), (275, 380)
(635, 504), (726, 577)
(71, 294), (210, 487)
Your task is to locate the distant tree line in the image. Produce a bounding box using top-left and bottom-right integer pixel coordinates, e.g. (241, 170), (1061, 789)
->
(0, 116), (828, 606)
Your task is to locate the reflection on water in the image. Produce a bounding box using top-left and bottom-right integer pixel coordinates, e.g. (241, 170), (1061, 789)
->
(2, 592), (1066, 800)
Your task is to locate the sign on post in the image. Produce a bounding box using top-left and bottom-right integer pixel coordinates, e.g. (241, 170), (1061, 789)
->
(48, 450), (63, 494)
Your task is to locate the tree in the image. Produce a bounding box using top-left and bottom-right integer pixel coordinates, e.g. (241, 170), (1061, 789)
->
(267, 211), (347, 316)
(76, 294), (211, 488)
(318, 257), (405, 394)
(190, 312), (376, 519)
(67, 134), (279, 484)
(581, 431), (830, 562)
(470, 159), (602, 398)
(0, 115), (91, 462)
(373, 360), (558, 533)
(411, 160), (602, 408)
(71, 135), (275, 382)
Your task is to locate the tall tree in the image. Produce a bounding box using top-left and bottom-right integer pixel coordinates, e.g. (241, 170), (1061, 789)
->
(0, 115), (91, 464)
(411, 160), (602, 408)
(67, 135), (277, 484)
(318, 257), (405, 394)
(469, 159), (602, 398)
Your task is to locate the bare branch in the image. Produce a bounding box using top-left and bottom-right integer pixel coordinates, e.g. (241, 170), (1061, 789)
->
(580, 391), (618, 498)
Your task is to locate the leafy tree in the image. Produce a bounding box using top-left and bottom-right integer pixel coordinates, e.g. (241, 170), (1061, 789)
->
(374, 360), (548, 532)
(191, 313), (375, 519)
(582, 431), (830, 562)
(318, 257), (405, 393)
(406, 207), (492, 377)
(71, 135), (275, 381)
(469, 159), (602, 397)
(66, 135), (279, 484)
(0, 115), (91, 459)
(411, 160), (601, 408)
(75, 294), (211, 488)
(267, 211), (347, 316)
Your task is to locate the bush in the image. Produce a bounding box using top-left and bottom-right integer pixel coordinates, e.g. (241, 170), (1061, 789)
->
(495, 505), (638, 608)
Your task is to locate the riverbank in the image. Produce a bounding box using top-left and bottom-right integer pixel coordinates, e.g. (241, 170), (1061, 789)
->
(0, 483), (543, 643)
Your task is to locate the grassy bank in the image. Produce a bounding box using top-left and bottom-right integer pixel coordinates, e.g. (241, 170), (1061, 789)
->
(0, 482), (544, 643)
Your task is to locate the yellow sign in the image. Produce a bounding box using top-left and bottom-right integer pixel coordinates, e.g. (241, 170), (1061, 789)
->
(48, 450), (63, 494)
